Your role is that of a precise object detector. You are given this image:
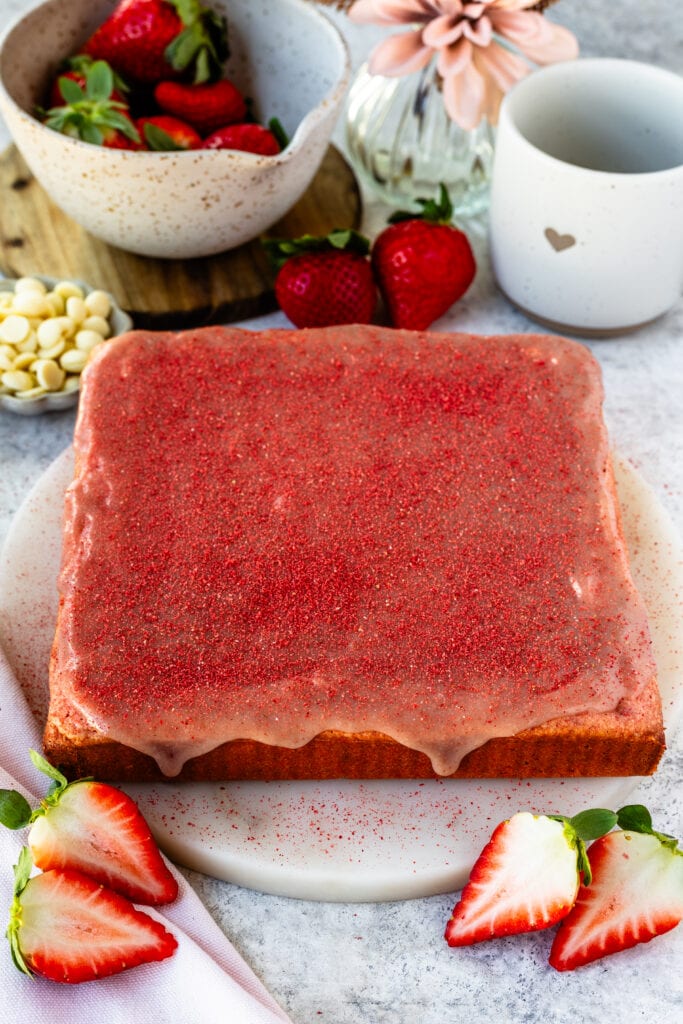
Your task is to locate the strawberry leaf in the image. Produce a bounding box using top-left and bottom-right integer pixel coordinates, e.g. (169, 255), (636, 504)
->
(616, 804), (680, 852)
(7, 849), (33, 977)
(165, 2), (229, 84)
(388, 182), (454, 226)
(29, 749), (68, 796)
(57, 76), (85, 106)
(85, 61), (114, 103)
(569, 808), (618, 842)
(12, 846), (32, 896)
(616, 804), (653, 833)
(264, 229), (371, 269)
(268, 117), (289, 151)
(144, 123), (184, 151)
(80, 121), (105, 146)
(575, 840), (593, 887)
(0, 790), (32, 830)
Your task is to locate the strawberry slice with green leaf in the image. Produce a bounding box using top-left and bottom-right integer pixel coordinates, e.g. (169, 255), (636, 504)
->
(0, 750), (177, 906)
(41, 60), (141, 149)
(445, 809), (617, 946)
(549, 804), (683, 970)
(7, 848), (177, 984)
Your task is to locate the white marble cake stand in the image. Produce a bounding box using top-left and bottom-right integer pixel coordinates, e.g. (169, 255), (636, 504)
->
(0, 447), (681, 901)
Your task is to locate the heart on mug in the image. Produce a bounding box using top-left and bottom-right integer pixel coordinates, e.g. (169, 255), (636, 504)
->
(545, 227), (576, 252)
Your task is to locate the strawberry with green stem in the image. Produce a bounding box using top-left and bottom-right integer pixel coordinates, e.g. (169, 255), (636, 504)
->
(264, 229), (378, 329)
(137, 114), (202, 150)
(445, 809), (617, 946)
(42, 60), (141, 149)
(371, 184), (476, 330)
(7, 848), (177, 984)
(0, 750), (178, 906)
(83, 0), (229, 85)
(48, 54), (130, 110)
(549, 804), (683, 970)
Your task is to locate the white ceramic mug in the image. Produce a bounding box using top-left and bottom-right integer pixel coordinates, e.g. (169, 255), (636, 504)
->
(488, 58), (683, 336)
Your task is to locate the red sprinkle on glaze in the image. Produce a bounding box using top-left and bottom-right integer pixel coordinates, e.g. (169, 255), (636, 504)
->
(54, 326), (655, 775)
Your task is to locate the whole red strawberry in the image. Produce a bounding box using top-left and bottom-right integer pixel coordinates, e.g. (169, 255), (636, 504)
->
(372, 185), (476, 330)
(137, 114), (202, 150)
(154, 79), (246, 136)
(83, 0), (229, 85)
(42, 60), (142, 150)
(264, 230), (377, 329)
(202, 122), (281, 155)
(47, 54), (130, 109)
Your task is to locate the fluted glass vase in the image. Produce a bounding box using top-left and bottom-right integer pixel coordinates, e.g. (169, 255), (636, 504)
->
(345, 60), (494, 216)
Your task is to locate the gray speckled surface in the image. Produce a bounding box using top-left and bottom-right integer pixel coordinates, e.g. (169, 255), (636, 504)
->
(1, 2), (682, 1022)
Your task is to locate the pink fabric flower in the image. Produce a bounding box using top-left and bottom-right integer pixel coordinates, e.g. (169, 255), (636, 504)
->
(349, 0), (579, 129)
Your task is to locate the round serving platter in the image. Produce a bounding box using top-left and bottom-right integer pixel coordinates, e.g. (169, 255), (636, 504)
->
(0, 448), (681, 901)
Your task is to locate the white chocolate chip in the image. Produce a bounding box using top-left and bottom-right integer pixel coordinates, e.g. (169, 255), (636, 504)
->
(84, 290), (112, 319)
(16, 385), (48, 399)
(0, 314), (31, 344)
(1, 368), (35, 392)
(14, 276), (47, 295)
(75, 329), (105, 352)
(16, 333), (39, 354)
(33, 358), (66, 391)
(38, 338), (67, 360)
(11, 292), (50, 317)
(65, 296), (87, 323)
(60, 347), (88, 373)
(81, 314), (111, 338)
(54, 281), (84, 300)
(13, 352), (36, 370)
(37, 316), (70, 348)
(45, 291), (66, 315)
(62, 375), (81, 393)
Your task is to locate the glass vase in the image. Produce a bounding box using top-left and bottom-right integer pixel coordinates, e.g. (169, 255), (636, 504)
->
(345, 60), (494, 217)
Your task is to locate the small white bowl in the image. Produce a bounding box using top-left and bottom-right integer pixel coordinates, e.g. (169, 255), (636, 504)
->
(0, 275), (132, 416)
(0, 0), (350, 259)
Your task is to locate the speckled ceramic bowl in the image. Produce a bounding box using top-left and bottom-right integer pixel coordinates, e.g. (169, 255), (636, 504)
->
(0, 275), (132, 415)
(0, 0), (350, 259)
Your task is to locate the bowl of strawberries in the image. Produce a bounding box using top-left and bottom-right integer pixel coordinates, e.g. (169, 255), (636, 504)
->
(0, 0), (350, 258)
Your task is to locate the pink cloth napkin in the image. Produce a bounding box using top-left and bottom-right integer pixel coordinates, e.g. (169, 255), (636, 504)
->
(0, 644), (293, 1024)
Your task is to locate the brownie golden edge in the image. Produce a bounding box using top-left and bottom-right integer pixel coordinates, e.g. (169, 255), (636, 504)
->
(43, 326), (665, 782)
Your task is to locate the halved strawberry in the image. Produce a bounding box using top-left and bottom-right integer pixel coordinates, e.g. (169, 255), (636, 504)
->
(445, 809), (617, 946)
(0, 751), (177, 905)
(549, 806), (683, 970)
(7, 849), (177, 984)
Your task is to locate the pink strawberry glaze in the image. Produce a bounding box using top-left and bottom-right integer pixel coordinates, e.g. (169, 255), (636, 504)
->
(52, 326), (655, 776)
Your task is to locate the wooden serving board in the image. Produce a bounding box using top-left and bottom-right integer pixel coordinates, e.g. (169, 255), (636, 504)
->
(0, 144), (362, 329)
